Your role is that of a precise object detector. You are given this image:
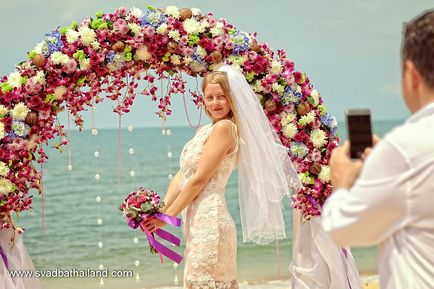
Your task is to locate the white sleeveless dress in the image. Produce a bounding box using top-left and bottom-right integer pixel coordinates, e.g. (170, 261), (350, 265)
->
(179, 122), (239, 289)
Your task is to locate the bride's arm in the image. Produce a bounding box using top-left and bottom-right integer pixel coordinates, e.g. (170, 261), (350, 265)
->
(164, 120), (235, 217)
(161, 169), (183, 212)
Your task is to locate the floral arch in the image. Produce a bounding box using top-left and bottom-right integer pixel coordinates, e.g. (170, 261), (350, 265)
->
(0, 5), (339, 233)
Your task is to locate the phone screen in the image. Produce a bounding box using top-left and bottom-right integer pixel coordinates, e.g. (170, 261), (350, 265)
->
(346, 109), (373, 159)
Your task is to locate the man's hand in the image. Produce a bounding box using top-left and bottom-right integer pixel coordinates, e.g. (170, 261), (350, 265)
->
(330, 141), (364, 189)
(360, 135), (381, 160)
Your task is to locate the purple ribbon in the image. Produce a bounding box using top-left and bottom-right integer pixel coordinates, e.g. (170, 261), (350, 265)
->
(0, 247), (8, 269)
(128, 213), (183, 264)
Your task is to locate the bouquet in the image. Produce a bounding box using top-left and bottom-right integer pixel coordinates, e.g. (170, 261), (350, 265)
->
(120, 187), (183, 263)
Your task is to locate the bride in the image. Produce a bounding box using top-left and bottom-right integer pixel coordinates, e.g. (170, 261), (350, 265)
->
(145, 64), (301, 288)
(145, 64), (362, 289)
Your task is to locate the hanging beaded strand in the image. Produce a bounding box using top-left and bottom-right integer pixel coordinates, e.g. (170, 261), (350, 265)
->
(181, 73), (203, 129)
(127, 125), (142, 283)
(90, 104), (104, 288)
(67, 110), (72, 171)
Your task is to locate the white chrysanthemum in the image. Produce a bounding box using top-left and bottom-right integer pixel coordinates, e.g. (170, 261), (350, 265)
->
(283, 123), (298, 139)
(33, 71), (46, 85)
(272, 83), (284, 95)
(168, 30), (181, 41)
(191, 8), (202, 16)
(90, 41), (100, 50)
(183, 18), (201, 34)
(136, 46), (151, 61)
(196, 46), (207, 59)
(156, 24), (168, 34)
(11, 102), (30, 121)
(79, 58), (91, 70)
(66, 29), (80, 44)
(130, 7), (143, 18)
(128, 23), (141, 35)
(0, 105), (8, 117)
(280, 113), (296, 127)
(79, 26), (97, 46)
(310, 89), (319, 107)
(33, 41), (48, 55)
(165, 6), (180, 18)
(299, 111), (316, 126)
(310, 129), (327, 148)
(0, 123), (5, 140)
(210, 27), (224, 37)
(318, 166), (331, 183)
(50, 51), (71, 65)
(271, 60), (282, 74)
(198, 21), (209, 33)
(7, 72), (22, 88)
(0, 162), (9, 177)
(170, 55), (181, 65)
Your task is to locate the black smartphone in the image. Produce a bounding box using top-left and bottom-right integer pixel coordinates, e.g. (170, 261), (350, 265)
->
(345, 109), (373, 159)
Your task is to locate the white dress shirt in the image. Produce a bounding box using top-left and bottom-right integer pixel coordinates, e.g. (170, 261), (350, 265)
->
(322, 102), (434, 289)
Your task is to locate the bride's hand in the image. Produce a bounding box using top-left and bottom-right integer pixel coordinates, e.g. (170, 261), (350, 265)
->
(142, 217), (166, 234)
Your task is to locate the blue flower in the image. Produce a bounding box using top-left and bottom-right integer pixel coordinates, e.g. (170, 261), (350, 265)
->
(44, 30), (63, 56)
(320, 113), (337, 129)
(289, 142), (309, 158)
(191, 47), (206, 65)
(231, 31), (250, 55)
(140, 9), (167, 28)
(11, 120), (30, 138)
(330, 127), (338, 138)
(106, 51), (115, 63)
(281, 87), (302, 104)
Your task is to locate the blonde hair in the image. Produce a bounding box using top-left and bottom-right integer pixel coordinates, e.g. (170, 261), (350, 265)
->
(202, 71), (240, 139)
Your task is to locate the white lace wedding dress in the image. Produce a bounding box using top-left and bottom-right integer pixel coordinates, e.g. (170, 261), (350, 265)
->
(179, 122), (239, 289)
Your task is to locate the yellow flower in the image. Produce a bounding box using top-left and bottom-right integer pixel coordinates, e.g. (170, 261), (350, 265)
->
(0, 105), (8, 117)
(299, 111), (316, 126)
(156, 24), (168, 35)
(0, 178), (13, 195)
(0, 123), (5, 140)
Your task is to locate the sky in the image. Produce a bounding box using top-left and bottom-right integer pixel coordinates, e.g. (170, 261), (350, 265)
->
(1, 0), (433, 128)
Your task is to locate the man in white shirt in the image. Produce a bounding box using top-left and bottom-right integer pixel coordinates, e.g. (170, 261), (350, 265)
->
(321, 10), (434, 289)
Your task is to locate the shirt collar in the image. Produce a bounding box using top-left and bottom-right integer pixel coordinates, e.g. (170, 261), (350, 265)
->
(406, 102), (434, 124)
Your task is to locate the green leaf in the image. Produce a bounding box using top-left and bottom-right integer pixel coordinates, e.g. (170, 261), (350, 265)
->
(45, 94), (56, 104)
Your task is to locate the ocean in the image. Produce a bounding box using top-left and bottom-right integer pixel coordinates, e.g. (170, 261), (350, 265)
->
(15, 119), (403, 289)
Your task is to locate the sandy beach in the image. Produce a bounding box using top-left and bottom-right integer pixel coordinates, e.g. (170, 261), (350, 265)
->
(154, 275), (380, 289)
